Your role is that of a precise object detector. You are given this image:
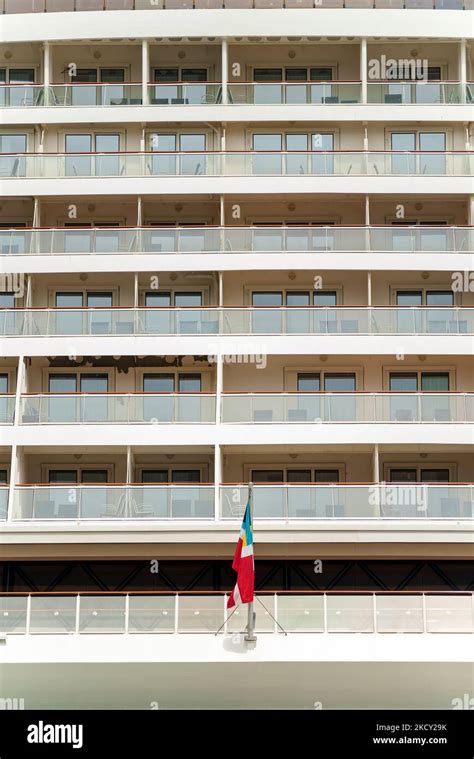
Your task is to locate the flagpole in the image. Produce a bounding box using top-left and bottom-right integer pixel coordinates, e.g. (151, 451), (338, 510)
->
(244, 481), (257, 643)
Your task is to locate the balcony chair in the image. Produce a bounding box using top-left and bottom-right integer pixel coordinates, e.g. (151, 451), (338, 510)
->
(448, 319), (468, 334)
(171, 98), (189, 105)
(179, 320), (199, 334)
(384, 94), (403, 104)
(461, 501), (473, 518)
(253, 409), (273, 422)
(151, 98), (171, 106)
(34, 501), (56, 519)
(323, 96), (339, 104)
(200, 320), (219, 334)
(90, 321), (111, 335)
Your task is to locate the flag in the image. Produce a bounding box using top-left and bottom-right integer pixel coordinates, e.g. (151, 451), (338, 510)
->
(227, 501), (254, 608)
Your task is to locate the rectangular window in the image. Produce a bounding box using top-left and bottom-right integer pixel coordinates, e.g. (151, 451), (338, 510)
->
(48, 374), (77, 393)
(142, 470), (168, 483)
(49, 470), (78, 484)
(251, 470), (284, 483)
(287, 469), (311, 482)
(178, 374), (201, 393)
(389, 373), (418, 392)
(0, 293), (16, 308)
(81, 470), (108, 483)
(314, 470), (340, 483)
(420, 373), (449, 392)
(144, 374), (174, 393)
(389, 469), (417, 483)
(0, 374), (8, 393)
(171, 470), (201, 483)
(421, 468), (450, 482)
(324, 374), (356, 392)
(297, 373), (320, 392)
(0, 134), (27, 177)
(80, 374), (108, 393)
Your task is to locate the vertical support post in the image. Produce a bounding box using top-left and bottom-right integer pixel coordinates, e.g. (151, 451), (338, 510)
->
(218, 271), (224, 308)
(373, 443), (380, 517)
(364, 194), (371, 257)
(214, 443), (221, 521)
(43, 42), (51, 106)
(244, 481), (256, 642)
(360, 38), (367, 104)
(459, 39), (467, 105)
(75, 595), (80, 634)
(26, 595), (32, 634)
(221, 38), (229, 105)
(219, 194), (225, 252)
(367, 271), (372, 307)
(134, 273), (139, 309)
(142, 40), (149, 106)
(468, 196), (474, 225)
(125, 594), (130, 634)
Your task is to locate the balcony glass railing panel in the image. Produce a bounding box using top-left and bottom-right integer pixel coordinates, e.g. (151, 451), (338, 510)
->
(0, 596), (28, 634)
(0, 395), (15, 424)
(20, 394), (216, 424)
(326, 595), (375, 632)
(375, 595), (425, 632)
(0, 488), (9, 519)
(3, 308), (473, 337)
(0, 0), (471, 11)
(29, 596), (77, 634)
(12, 485), (215, 519)
(79, 596), (126, 634)
(0, 85), (43, 107)
(2, 594), (473, 636)
(1, 226), (471, 256)
(221, 393), (473, 423)
(48, 84), (142, 107)
(219, 484), (473, 519)
(1, 152), (471, 178)
(367, 82), (464, 105)
(425, 595), (474, 632)
(128, 596), (176, 633)
(230, 82), (361, 105)
(148, 83), (220, 105)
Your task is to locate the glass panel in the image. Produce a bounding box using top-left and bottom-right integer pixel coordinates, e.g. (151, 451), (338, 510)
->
(251, 470), (284, 483)
(420, 133), (446, 175)
(286, 134), (308, 174)
(390, 469), (417, 483)
(287, 470), (311, 482)
(128, 596), (175, 634)
(252, 291), (282, 333)
(142, 470), (168, 483)
(95, 135), (120, 176)
(421, 469), (450, 482)
(421, 373), (449, 391)
(0, 293), (15, 308)
(180, 134), (206, 175)
(87, 292), (112, 307)
(315, 470), (340, 483)
(175, 292), (202, 307)
(30, 597), (77, 634)
(80, 374), (108, 392)
(150, 134), (176, 175)
(254, 69), (283, 104)
(389, 373), (418, 392)
(144, 291), (172, 333)
(7, 68), (35, 107)
(426, 291), (453, 306)
(49, 374), (77, 393)
(81, 470), (108, 483)
(311, 133), (334, 175)
(324, 374), (356, 391)
(0, 376), (7, 393)
(396, 291), (422, 306)
(391, 133), (416, 174)
(144, 374), (174, 392)
(297, 373), (320, 392)
(0, 135), (27, 177)
(314, 291), (337, 306)
(65, 134), (92, 176)
(178, 374), (201, 393)
(253, 134), (282, 175)
(171, 470), (201, 483)
(286, 291), (310, 332)
(49, 470), (77, 484)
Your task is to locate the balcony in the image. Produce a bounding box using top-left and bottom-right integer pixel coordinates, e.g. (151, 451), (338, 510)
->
(1, 226), (471, 256)
(11, 484), (215, 519)
(19, 393), (216, 424)
(1, 307), (473, 337)
(221, 393), (474, 423)
(7, 483), (473, 520)
(0, 0), (470, 12)
(1, 151), (472, 178)
(1, 592), (472, 635)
